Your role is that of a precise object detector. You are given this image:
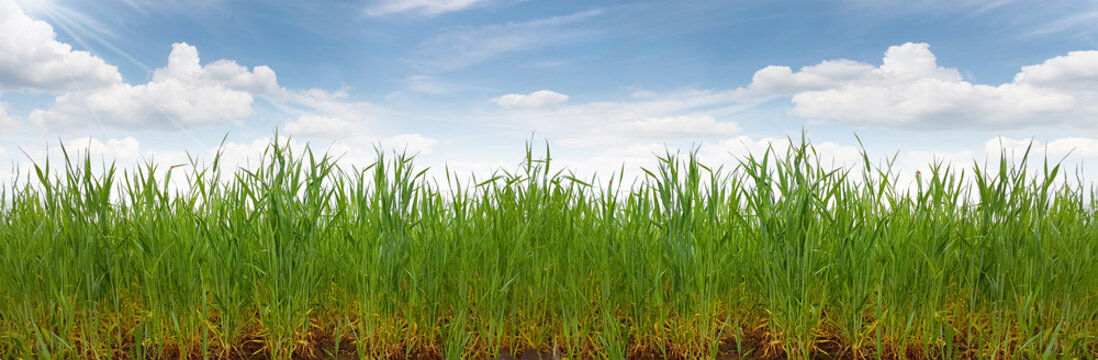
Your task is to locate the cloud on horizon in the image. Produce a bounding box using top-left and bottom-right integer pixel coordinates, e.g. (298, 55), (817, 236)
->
(492, 90), (569, 109)
(749, 42), (1098, 130)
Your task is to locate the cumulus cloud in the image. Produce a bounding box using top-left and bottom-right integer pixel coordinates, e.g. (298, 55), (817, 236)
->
(3, 3), (381, 135)
(0, 0), (121, 93)
(492, 90), (569, 109)
(749, 42), (1098, 130)
(29, 43), (278, 131)
(750, 60), (875, 95)
(365, 0), (490, 16)
(1014, 50), (1098, 91)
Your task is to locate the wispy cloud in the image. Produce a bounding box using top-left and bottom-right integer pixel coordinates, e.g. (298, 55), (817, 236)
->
(415, 9), (604, 72)
(365, 0), (492, 16)
(402, 75), (460, 94)
(114, 0), (225, 15)
(1025, 10), (1098, 37)
(843, 0), (1018, 15)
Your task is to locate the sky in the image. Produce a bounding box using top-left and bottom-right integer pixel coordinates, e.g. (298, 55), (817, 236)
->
(2, 0), (1098, 187)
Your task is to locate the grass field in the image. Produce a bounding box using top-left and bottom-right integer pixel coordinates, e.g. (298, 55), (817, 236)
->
(0, 137), (1095, 359)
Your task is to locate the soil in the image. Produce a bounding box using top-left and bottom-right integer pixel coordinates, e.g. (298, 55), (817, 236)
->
(59, 322), (1006, 360)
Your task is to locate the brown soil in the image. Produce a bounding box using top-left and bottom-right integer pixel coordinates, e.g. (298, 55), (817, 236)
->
(94, 326), (984, 360)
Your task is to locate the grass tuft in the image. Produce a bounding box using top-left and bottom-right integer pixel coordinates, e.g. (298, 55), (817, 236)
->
(0, 135), (1095, 359)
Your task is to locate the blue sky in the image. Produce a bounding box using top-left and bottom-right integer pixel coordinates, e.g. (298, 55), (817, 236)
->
(2, 0), (1098, 184)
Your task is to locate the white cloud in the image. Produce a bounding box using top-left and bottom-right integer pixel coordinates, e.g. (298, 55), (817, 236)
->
(276, 88), (379, 118)
(559, 115), (740, 148)
(378, 134), (439, 155)
(65, 136), (142, 163)
(269, 88), (381, 139)
(416, 9), (603, 71)
(535, 88), (756, 127)
(628, 115), (740, 138)
(279, 114), (437, 160)
(291, 131), (438, 157)
(749, 42), (1098, 130)
(556, 133), (1098, 194)
(491, 88), (758, 149)
(1026, 10), (1098, 37)
(3, 4), (376, 135)
(0, 136), (146, 188)
(0, 146), (16, 185)
(403, 75), (462, 94)
(551, 135), (869, 184)
(214, 136), (286, 171)
(384, 91), (410, 105)
(284, 115), (365, 138)
(750, 60), (876, 95)
(0, 0), (121, 93)
(365, 0), (490, 16)
(29, 42), (277, 131)
(5, 133), (1097, 202)
(878, 43), (963, 81)
(211, 136), (369, 175)
(492, 90), (569, 109)
(213, 133), (439, 175)
(987, 136), (1098, 163)
(701, 136), (865, 169)
(436, 159), (511, 181)
(554, 142), (669, 180)
(1014, 50), (1098, 91)
(556, 136), (628, 148)
(201, 59), (279, 94)
(0, 132), (443, 190)
(897, 149), (977, 173)
(0, 99), (20, 130)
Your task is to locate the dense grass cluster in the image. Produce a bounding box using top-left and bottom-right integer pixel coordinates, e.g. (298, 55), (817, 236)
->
(0, 137), (1096, 359)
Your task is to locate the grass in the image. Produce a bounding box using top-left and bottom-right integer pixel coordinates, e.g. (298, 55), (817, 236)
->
(0, 135), (1095, 359)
